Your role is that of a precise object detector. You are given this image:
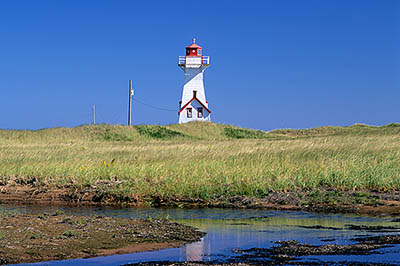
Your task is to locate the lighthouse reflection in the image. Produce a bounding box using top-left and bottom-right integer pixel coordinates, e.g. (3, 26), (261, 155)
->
(182, 237), (206, 261)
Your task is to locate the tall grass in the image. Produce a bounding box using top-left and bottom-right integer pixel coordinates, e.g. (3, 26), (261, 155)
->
(0, 122), (399, 201)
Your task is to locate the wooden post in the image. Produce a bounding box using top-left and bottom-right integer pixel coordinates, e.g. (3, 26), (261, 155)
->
(128, 80), (133, 126)
(92, 104), (96, 125)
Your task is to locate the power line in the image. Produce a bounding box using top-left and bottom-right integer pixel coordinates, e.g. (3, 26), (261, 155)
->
(133, 98), (178, 112)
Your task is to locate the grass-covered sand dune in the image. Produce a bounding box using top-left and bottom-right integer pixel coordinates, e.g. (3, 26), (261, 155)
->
(1, 122), (400, 213)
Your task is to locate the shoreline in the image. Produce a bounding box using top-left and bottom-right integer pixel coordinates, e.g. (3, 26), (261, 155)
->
(1, 183), (400, 216)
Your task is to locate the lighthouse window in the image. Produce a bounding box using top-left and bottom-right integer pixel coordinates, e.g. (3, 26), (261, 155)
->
(198, 49), (202, 55)
(187, 108), (192, 118)
(197, 107), (203, 118)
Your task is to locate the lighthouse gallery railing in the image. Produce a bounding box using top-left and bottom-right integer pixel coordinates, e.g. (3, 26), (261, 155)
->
(178, 56), (209, 65)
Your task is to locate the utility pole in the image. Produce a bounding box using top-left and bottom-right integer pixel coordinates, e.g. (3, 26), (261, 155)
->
(92, 104), (96, 125)
(128, 80), (133, 126)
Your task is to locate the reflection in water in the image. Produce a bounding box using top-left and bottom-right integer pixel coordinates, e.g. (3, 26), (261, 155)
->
(3, 205), (400, 266)
(184, 237), (205, 261)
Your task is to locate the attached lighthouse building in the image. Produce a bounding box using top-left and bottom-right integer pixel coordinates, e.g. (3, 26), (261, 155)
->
(178, 39), (211, 124)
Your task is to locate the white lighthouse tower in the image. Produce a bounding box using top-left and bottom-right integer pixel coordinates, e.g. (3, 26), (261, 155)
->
(178, 39), (211, 124)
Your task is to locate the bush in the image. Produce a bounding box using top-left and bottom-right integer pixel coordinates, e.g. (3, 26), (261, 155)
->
(224, 127), (266, 139)
(101, 128), (133, 141)
(136, 125), (186, 139)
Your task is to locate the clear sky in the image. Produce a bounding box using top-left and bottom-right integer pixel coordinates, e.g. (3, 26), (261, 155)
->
(0, 0), (398, 130)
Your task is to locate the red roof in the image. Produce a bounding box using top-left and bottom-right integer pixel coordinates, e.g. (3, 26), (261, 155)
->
(186, 43), (202, 49)
(186, 38), (202, 49)
(178, 97), (211, 114)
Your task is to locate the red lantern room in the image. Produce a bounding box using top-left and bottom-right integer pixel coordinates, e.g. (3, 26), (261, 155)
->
(186, 38), (202, 57)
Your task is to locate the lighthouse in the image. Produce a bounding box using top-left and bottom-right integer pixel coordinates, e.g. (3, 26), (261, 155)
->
(178, 39), (211, 124)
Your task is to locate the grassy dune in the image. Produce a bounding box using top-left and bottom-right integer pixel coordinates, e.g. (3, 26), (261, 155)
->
(1, 122), (400, 204)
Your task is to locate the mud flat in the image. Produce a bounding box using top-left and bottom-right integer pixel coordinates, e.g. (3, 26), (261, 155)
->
(0, 211), (204, 265)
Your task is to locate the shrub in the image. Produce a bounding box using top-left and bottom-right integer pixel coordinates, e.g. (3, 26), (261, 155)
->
(224, 127), (266, 139)
(136, 125), (186, 139)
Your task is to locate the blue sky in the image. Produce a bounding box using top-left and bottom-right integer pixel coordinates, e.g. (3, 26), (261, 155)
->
(0, 0), (398, 130)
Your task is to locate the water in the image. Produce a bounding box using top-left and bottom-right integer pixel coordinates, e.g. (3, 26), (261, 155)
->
(2, 205), (400, 266)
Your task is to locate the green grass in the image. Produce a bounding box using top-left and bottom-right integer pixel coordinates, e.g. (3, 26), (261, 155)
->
(0, 122), (400, 203)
